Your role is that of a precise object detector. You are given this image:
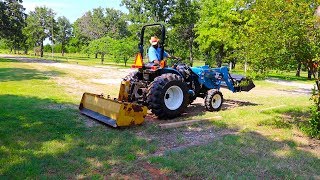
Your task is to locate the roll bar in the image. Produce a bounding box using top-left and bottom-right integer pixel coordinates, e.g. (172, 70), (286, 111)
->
(138, 23), (166, 61)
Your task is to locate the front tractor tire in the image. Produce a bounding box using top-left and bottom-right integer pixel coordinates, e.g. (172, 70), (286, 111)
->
(147, 73), (189, 119)
(205, 89), (223, 111)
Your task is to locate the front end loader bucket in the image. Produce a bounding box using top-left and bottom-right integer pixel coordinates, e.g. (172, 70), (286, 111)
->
(230, 74), (255, 92)
(239, 78), (255, 92)
(79, 92), (147, 127)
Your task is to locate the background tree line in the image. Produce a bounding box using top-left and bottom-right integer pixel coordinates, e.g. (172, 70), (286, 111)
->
(1, 0), (319, 74)
(1, 0), (320, 81)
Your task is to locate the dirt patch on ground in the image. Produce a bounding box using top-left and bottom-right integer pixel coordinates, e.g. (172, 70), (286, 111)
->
(40, 104), (77, 110)
(134, 100), (241, 157)
(90, 78), (123, 85)
(292, 131), (320, 156)
(108, 161), (172, 179)
(141, 162), (169, 179)
(266, 78), (314, 95)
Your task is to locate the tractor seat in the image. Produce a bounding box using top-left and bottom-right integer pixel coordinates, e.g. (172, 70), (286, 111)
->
(144, 62), (160, 71)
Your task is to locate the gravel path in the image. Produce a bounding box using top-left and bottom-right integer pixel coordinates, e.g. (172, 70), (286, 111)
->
(1, 54), (314, 90)
(266, 78), (315, 95)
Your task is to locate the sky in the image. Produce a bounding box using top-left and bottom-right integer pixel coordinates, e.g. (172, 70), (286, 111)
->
(22, 0), (128, 23)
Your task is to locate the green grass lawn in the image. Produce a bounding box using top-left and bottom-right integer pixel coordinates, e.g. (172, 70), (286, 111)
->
(42, 52), (133, 68)
(0, 50), (134, 68)
(0, 57), (319, 178)
(267, 70), (315, 83)
(0, 58), (156, 178)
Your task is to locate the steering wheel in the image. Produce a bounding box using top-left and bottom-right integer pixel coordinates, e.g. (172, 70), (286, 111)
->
(172, 57), (183, 68)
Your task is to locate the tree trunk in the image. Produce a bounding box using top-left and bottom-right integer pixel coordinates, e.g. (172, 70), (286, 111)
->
(101, 54), (104, 64)
(311, 69), (320, 112)
(296, 62), (301, 77)
(124, 57), (127, 67)
(232, 59), (236, 69)
(189, 37), (194, 67)
(245, 61), (247, 73)
(205, 51), (211, 66)
(61, 42), (65, 56)
(308, 69), (312, 80)
(95, 53), (98, 59)
(40, 41), (44, 57)
(215, 45), (224, 67)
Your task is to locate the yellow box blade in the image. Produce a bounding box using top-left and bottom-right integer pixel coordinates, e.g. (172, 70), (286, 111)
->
(79, 93), (147, 127)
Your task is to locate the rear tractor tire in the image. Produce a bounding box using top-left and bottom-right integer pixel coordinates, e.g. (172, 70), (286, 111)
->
(147, 73), (189, 119)
(205, 89), (223, 111)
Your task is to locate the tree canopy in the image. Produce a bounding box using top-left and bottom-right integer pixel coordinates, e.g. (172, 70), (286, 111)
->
(23, 6), (55, 57)
(121, 0), (174, 23)
(56, 16), (72, 56)
(0, 0), (26, 39)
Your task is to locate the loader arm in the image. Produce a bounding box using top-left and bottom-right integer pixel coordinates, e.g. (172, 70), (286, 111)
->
(191, 66), (254, 93)
(212, 66), (236, 92)
(213, 66), (255, 92)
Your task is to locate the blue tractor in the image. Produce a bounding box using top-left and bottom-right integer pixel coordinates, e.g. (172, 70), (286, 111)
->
(124, 24), (255, 119)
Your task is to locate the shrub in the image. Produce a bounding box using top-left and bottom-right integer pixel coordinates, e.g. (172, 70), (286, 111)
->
(246, 71), (267, 80)
(306, 87), (320, 138)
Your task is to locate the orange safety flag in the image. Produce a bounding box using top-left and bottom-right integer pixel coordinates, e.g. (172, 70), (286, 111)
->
(132, 53), (144, 68)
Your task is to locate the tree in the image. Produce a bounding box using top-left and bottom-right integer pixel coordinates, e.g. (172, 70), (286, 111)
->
(112, 37), (136, 66)
(74, 9), (104, 41)
(86, 37), (114, 64)
(105, 8), (129, 38)
(242, 1), (320, 75)
(73, 7), (129, 54)
(0, 0), (26, 53)
(121, 0), (175, 23)
(56, 16), (72, 56)
(195, 0), (249, 67)
(24, 6), (55, 57)
(66, 37), (82, 53)
(72, 13), (91, 47)
(0, 0), (26, 38)
(74, 8), (105, 58)
(169, 0), (199, 66)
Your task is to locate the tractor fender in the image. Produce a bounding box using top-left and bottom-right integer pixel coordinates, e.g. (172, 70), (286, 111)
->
(158, 68), (184, 78)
